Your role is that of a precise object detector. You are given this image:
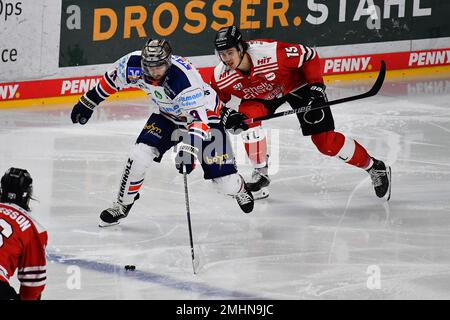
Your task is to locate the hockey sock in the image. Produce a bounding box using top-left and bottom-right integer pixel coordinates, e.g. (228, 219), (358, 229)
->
(312, 131), (372, 170)
(212, 173), (245, 196)
(242, 127), (267, 169)
(117, 143), (158, 205)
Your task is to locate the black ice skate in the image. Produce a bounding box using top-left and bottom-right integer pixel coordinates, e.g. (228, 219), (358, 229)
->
(235, 184), (254, 214)
(99, 194), (139, 227)
(247, 165), (271, 200)
(367, 158), (391, 200)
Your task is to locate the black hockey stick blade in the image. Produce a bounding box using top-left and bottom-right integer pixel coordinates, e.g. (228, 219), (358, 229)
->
(244, 60), (386, 124)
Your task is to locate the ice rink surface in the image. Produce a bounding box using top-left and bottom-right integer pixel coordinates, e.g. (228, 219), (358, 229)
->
(1, 73), (449, 299)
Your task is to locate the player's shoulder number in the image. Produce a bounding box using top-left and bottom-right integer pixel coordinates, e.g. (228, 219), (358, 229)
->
(285, 46), (299, 58)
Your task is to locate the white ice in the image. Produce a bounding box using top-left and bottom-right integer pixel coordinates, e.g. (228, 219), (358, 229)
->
(1, 75), (450, 299)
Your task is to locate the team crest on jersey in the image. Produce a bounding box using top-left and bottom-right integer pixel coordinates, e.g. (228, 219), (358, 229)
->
(233, 83), (243, 91)
(264, 72), (276, 81)
(127, 67), (142, 83)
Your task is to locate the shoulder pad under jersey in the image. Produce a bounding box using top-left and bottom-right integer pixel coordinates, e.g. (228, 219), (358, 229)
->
(114, 51), (143, 85)
(162, 55), (199, 99)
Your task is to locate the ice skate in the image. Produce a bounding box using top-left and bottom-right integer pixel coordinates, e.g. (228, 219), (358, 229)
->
(99, 195), (139, 227)
(367, 158), (391, 200)
(247, 165), (271, 200)
(235, 184), (254, 214)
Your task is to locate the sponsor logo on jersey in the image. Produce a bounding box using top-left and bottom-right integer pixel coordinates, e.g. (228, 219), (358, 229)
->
(324, 57), (371, 74)
(160, 104), (181, 114)
(257, 57), (273, 65)
(264, 72), (276, 81)
(180, 92), (202, 107)
(0, 84), (19, 99)
(219, 70), (233, 80)
(154, 90), (163, 99)
(233, 83), (243, 90)
(181, 92), (202, 102)
(266, 85), (284, 99)
(242, 82), (275, 99)
(119, 159), (133, 199)
(144, 122), (162, 138)
(206, 153), (230, 166)
(127, 67), (142, 83)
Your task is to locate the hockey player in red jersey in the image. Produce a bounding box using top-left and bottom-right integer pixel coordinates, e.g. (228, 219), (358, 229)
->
(211, 26), (391, 200)
(0, 168), (47, 300)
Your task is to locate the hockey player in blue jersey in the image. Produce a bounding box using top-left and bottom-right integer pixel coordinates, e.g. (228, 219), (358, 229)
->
(71, 39), (254, 226)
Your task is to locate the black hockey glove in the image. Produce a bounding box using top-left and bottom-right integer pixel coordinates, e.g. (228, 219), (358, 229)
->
(220, 107), (249, 134)
(175, 143), (199, 175)
(305, 83), (327, 109)
(71, 96), (96, 125)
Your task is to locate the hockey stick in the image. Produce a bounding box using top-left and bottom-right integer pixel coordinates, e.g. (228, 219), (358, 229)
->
(244, 60), (386, 125)
(183, 165), (199, 274)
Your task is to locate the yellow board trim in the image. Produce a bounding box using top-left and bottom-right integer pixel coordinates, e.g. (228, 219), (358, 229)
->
(1, 65), (450, 109)
(0, 90), (147, 110)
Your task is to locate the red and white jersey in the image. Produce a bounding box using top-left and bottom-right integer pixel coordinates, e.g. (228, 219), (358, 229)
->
(211, 39), (324, 103)
(0, 203), (47, 300)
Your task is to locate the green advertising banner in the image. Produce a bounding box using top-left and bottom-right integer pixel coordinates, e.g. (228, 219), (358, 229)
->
(59, 0), (450, 67)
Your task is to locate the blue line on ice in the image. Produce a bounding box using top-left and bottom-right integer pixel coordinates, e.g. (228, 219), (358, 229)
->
(48, 253), (266, 299)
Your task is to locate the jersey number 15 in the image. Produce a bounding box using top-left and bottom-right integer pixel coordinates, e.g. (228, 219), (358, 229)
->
(285, 46), (299, 58)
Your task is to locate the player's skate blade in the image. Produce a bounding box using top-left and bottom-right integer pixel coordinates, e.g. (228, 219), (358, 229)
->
(253, 187), (269, 200)
(367, 158), (391, 201)
(384, 166), (392, 201)
(235, 184), (254, 213)
(98, 220), (120, 228)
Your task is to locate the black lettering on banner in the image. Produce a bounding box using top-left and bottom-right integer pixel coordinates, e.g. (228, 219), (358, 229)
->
(1, 48), (17, 63)
(0, 1), (23, 21)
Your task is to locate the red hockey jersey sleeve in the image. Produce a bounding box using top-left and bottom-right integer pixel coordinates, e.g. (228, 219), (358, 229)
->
(276, 41), (324, 85)
(210, 77), (232, 104)
(18, 227), (47, 300)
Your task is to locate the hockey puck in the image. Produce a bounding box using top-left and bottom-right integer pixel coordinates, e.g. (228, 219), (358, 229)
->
(124, 265), (136, 271)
